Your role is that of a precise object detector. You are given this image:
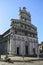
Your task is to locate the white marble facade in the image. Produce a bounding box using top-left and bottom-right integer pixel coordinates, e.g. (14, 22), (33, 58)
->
(7, 7), (38, 56)
(9, 33), (38, 56)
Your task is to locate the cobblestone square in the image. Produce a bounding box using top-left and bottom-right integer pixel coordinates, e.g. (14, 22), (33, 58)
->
(0, 61), (43, 65)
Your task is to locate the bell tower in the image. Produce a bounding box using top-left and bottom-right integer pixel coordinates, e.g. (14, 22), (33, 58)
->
(19, 7), (31, 23)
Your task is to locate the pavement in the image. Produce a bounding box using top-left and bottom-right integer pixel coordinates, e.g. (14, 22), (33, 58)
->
(0, 55), (43, 65)
(1, 55), (43, 62)
(0, 61), (43, 65)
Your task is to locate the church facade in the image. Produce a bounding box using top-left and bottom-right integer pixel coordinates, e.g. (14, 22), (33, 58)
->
(0, 7), (38, 56)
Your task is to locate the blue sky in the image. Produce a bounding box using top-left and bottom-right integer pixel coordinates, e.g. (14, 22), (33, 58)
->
(0, 0), (43, 43)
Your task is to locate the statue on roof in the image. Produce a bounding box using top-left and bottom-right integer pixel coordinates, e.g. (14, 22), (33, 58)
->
(23, 7), (26, 10)
(19, 7), (21, 12)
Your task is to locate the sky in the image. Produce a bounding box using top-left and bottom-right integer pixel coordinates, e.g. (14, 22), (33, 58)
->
(0, 0), (43, 43)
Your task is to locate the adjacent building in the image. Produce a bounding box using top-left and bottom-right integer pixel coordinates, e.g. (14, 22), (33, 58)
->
(0, 7), (38, 56)
(39, 42), (43, 53)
